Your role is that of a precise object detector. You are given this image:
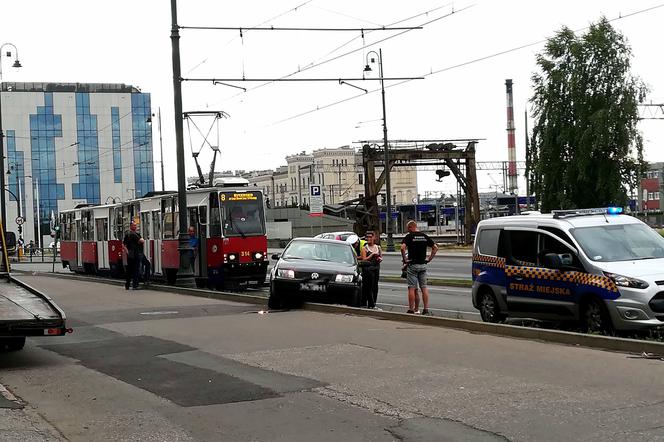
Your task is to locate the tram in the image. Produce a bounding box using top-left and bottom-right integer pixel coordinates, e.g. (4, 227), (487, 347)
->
(59, 179), (268, 290)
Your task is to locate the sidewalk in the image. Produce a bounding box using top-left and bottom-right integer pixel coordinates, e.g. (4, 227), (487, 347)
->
(0, 383), (64, 441)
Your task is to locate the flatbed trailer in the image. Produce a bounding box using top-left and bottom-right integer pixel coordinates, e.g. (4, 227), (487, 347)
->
(1, 221), (71, 351)
(0, 276), (71, 351)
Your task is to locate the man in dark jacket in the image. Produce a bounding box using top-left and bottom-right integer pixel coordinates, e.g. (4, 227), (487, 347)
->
(123, 222), (141, 290)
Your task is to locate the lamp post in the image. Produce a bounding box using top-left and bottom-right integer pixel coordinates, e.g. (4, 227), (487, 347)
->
(364, 49), (394, 251)
(0, 43), (22, 244)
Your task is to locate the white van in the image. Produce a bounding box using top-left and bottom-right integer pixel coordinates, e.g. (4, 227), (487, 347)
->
(471, 208), (664, 332)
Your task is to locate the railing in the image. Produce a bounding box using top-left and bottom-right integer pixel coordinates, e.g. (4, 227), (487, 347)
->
(13, 246), (60, 263)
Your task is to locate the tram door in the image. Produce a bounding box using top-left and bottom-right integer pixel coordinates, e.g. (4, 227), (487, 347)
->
(187, 206), (207, 277)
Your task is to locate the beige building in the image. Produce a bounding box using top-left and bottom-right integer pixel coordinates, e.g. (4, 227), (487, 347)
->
(246, 146), (417, 208)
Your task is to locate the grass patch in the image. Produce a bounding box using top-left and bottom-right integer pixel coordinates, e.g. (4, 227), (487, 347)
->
(381, 275), (472, 288)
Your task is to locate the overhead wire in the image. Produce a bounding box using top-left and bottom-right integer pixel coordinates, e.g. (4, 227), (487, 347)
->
(267, 2), (664, 128)
(184, 0), (316, 75)
(210, 3), (471, 106)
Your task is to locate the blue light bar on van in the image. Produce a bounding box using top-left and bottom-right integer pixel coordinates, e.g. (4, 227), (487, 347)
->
(552, 207), (624, 219)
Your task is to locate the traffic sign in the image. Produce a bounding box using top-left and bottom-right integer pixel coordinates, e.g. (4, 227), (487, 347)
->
(309, 185), (323, 216)
(15, 216), (24, 226)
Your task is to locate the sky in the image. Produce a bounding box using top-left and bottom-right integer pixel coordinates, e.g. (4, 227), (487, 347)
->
(2, 0), (664, 198)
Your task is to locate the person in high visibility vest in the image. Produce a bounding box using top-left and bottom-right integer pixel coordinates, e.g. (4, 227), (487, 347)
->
(346, 234), (366, 258)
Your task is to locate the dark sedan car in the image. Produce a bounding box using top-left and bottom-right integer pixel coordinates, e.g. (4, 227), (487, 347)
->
(268, 238), (362, 309)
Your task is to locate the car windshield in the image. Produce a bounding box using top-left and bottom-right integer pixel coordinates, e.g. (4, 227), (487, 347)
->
(571, 223), (664, 262)
(283, 241), (356, 265)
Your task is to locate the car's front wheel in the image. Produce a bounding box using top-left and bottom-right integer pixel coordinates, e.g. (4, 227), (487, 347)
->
(348, 287), (362, 307)
(268, 283), (284, 309)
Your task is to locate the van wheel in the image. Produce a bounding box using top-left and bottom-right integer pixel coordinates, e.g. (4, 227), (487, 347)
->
(582, 298), (613, 334)
(479, 290), (506, 323)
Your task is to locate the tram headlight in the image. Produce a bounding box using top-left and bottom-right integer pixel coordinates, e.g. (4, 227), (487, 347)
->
(254, 252), (264, 260)
(228, 253), (238, 262)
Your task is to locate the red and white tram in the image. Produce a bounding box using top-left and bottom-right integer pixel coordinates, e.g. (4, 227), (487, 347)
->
(58, 181), (268, 290)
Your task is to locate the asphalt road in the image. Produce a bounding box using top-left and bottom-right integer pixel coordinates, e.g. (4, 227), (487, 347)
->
(3, 275), (664, 441)
(269, 250), (472, 280)
(13, 262), (478, 320)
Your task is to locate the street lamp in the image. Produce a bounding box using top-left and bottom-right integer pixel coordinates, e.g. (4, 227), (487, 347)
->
(364, 49), (395, 251)
(0, 43), (22, 244)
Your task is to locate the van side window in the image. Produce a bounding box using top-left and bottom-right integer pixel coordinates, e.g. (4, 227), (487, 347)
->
(538, 233), (585, 270)
(507, 230), (538, 266)
(538, 226), (573, 245)
(478, 229), (500, 256)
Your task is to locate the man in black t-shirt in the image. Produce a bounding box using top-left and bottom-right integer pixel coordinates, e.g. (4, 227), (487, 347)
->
(401, 220), (438, 314)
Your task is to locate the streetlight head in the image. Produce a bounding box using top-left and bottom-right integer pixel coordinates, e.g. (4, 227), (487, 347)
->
(12, 59), (21, 68)
(363, 64), (372, 73)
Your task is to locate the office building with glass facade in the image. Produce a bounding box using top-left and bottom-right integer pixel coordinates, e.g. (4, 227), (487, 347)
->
(1, 82), (154, 245)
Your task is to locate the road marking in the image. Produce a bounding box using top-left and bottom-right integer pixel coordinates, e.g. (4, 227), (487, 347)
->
(139, 311), (180, 316)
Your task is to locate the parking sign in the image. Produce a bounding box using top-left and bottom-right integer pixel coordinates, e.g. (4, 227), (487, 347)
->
(309, 185), (323, 216)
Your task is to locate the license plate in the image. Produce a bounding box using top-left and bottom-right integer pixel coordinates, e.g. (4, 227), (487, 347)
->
(300, 282), (326, 292)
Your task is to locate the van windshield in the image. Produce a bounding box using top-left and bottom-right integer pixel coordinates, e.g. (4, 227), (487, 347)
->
(571, 223), (664, 262)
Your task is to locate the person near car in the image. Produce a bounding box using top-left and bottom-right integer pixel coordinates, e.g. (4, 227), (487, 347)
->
(123, 222), (141, 290)
(28, 240), (35, 257)
(360, 231), (382, 309)
(347, 234), (366, 258)
(401, 220), (438, 315)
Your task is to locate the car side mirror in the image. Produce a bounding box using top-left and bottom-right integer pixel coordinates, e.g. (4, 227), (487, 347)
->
(542, 253), (563, 270)
(271, 253), (281, 260)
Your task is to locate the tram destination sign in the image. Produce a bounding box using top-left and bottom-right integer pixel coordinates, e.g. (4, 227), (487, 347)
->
(221, 192), (259, 202)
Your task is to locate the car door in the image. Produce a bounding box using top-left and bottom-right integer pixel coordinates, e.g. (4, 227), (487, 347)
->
(505, 227), (580, 320)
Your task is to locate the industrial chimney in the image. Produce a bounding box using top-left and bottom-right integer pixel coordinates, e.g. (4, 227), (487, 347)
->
(505, 79), (517, 194)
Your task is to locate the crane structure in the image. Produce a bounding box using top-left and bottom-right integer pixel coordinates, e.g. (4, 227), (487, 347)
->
(360, 139), (481, 244)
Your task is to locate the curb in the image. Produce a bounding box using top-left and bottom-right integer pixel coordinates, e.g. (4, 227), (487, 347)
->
(15, 270), (664, 356)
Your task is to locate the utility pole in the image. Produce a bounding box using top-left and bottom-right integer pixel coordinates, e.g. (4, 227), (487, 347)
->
(379, 49), (395, 251)
(337, 162), (342, 202)
(158, 107), (165, 191)
(170, 0), (192, 274)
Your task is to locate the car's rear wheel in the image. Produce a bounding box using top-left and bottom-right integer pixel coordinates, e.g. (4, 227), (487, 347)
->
(479, 289), (506, 323)
(581, 297), (613, 334)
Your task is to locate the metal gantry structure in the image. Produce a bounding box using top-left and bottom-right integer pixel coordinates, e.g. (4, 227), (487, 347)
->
(361, 139), (481, 244)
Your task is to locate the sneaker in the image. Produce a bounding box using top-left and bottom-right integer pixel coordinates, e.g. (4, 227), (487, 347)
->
(414, 310), (421, 315)
(421, 309), (430, 315)
(374, 307), (383, 312)
(406, 309), (415, 314)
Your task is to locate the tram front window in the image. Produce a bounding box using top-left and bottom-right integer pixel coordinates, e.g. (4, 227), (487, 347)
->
(220, 192), (265, 237)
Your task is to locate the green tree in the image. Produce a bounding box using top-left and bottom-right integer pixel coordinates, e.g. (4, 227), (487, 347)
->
(528, 18), (646, 211)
